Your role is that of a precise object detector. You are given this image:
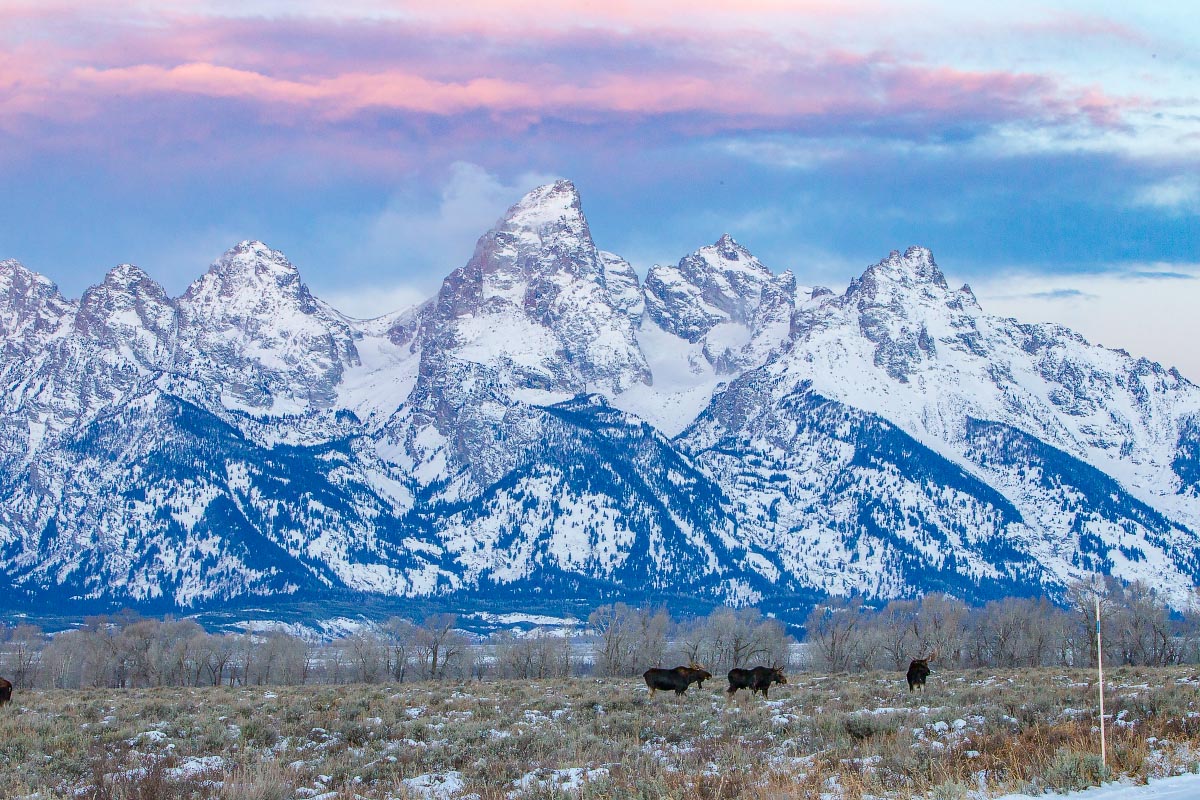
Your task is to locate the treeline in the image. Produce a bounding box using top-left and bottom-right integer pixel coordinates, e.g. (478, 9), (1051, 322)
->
(0, 604), (789, 690)
(2, 578), (1195, 690)
(807, 578), (1199, 671)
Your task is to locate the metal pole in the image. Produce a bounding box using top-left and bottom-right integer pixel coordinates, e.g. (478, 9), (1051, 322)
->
(1096, 595), (1107, 770)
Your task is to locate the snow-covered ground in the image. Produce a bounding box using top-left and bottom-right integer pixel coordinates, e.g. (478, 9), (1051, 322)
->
(996, 772), (1200, 800)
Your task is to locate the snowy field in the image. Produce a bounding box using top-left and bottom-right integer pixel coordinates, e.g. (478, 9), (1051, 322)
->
(1, 666), (1199, 799)
(996, 772), (1200, 799)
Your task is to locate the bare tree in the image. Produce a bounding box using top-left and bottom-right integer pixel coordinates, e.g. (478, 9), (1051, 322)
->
(343, 631), (386, 683)
(873, 599), (921, 670)
(416, 614), (467, 679)
(636, 608), (673, 669)
(588, 603), (640, 676)
(1111, 581), (1178, 666)
(806, 598), (870, 672)
(493, 628), (575, 679)
(917, 593), (968, 664)
(382, 617), (418, 682)
(5, 624), (45, 687)
(40, 629), (83, 688)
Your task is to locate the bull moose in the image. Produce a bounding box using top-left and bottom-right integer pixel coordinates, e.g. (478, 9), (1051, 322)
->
(726, 665), (787, 698)
(643, 664), (712, 697)
(0, 677), (12, 707)
(906, 651), (936, 693)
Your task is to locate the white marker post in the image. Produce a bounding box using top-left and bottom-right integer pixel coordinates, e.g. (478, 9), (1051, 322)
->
(1096, 595), (1107, 770)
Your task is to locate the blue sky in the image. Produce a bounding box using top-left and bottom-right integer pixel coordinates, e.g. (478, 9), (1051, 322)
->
(1, 1), (1197, 377)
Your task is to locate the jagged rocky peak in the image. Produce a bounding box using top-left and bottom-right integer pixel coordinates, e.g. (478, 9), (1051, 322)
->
(185, 240), (310, 307)
(685, 234), (775, 300)
(849, 246), (949, 299)
(438, 180), (606, 321)
(951, 282), (982, 312)
(1, 256), (41, 285)
(396, 180), (651, 489)
(75, 264), (175, 350)
(838, 245), (970, 329)
(711, 232), (764, 266)
(175, 241), (359, 413)
(1, 258), (69, 310)
(102, 261), (153, 287)
(502, 178), (586, 233)
(0, 259), (76, 345)
(486, 178), (595, 275)
(798, 245), (973, 383)
(645, 234), (787, 342)
(881, 245), (946, 285)
(423, 179), (648, 393)
(82, 263), (170, 307)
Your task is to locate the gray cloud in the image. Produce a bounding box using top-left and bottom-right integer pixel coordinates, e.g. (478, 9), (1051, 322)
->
(1125, 270), (1196, 280)
(1025, 288), (1097, 301)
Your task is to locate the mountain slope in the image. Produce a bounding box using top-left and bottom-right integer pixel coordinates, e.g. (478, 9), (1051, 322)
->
(0, 391), (452, 607)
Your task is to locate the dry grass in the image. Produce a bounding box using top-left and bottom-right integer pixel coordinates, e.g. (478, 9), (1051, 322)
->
(1, 666), (1199, 799)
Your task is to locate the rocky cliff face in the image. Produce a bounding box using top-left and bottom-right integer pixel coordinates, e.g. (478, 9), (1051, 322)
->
(644, 233), (797, 373)
(2, 183), (1198, 614)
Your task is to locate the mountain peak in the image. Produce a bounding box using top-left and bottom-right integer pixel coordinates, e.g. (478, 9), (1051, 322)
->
(101, 262), (157, 290)
(84, 263), (169, 311)
(694, 235), (772, 279)
(0, 259), (70, 314)
(870, 246), (948, 289)
(712, 233), (745, 260)
(645, 235), (788, 344)
(441, 179), (603, 321)
(502, 179), (582, 231)
(0, 258), (57, 293)
(0, 258), (74, 340)
(182, 241), (308, 310)
(953, 282), (982, 311)
(211, 240), (299, 280)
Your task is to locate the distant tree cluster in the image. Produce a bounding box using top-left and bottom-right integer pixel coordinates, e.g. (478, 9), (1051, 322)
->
(587, 603), (790, 676)
(0, 611), (514, 689)
(1, 613), (311, 689)
(805, 578), (1200, 671)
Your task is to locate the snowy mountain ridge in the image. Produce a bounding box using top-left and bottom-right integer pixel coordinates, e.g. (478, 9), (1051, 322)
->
(2, 180), (1198, 617)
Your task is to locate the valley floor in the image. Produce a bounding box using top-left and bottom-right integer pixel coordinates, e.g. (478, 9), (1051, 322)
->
(2, 666), (1199, 799)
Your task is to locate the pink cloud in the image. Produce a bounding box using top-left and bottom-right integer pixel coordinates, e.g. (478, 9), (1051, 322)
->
(66, 54), (1122, 134)
(0, 0), (1149, 159)
(226, 0), (884, 33)
(882, 66), (1052, 117)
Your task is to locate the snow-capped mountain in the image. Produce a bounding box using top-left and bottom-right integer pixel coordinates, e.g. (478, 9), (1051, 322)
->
(378, 180), (653, 493)
(175, 240), (361, 419)
(2, 182), (1198, 617)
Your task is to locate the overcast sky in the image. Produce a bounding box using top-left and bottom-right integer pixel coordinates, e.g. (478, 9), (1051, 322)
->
(1, 1), (1197, 378)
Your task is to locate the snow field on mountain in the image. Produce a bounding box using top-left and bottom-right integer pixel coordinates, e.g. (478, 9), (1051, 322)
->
(613, 318), (730, 435)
